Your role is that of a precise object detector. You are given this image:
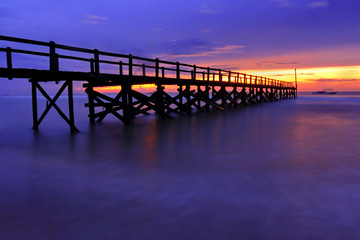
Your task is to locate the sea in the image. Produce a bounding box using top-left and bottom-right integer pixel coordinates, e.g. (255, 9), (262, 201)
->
(1, 92), (360, 240)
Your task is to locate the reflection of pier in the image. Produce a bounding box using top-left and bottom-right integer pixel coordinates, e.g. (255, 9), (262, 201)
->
(0, 36), (297, 132)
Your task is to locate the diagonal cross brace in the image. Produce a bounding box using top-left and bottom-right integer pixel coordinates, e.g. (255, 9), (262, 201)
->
(31, 80), (79, 132)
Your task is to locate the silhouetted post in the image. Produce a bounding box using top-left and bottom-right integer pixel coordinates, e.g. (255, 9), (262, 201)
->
(6, 47), (12, 80)
(119, 61), (123, 75)
(295, 68), (298, 97)
(94, 49), (100, 75)
(186, 84), (191, 114)
(156, 84), (166, 118)
(49, 41), (59, 74)
(176, 62), (180, 79)
(178, 85), (183, 105)
(197, 85), (201, 107)
(128, 54), (133, 76)
(87, 85), (95, 124)
(67, 80), (76, 133)
(156, 59), (159, 78)
(229, 71), (231, 82)
(90, 59), (94, 73)
(142, 64), (146, 77)
(205, 85), (210, 111)
(207, 67), (210, 81)
(31, 80), (38, 129)
(219, 69), (222, 82)
(193, 65), (197, 80)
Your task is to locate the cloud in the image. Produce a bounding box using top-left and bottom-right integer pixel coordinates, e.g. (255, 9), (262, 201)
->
(307, 1), (329, 8)
(169, 45), (245, 58)
(272, 0), (330, 8)
(272, 0), (297, 8)
(81, 14), (108, 24)
(256, 61), (300, 67)
(155, 39), (244, 58)
(199, 4), (219, 14)
(307, 78), (359, 82)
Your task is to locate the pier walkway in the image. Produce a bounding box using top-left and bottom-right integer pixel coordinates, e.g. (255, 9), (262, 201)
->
(0, 36), (296, 132)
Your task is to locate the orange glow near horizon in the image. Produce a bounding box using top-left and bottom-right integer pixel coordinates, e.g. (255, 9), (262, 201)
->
(244, 65), (360, 91)
(75, 66), (359, 94)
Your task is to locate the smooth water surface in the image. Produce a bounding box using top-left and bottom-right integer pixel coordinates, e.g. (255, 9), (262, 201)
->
(1, 94), (360, 239)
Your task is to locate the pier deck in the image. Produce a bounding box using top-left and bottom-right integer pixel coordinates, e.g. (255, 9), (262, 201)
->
(0, 36), (297, 132)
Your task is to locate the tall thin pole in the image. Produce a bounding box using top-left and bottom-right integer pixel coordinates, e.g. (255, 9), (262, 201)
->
(295, 68), (298, 97)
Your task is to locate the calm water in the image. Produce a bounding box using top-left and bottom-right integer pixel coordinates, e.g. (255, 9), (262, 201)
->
(1, 93), (360, 239)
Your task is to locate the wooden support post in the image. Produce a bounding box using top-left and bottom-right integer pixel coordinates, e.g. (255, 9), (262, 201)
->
(156, 59), (160, 78)
(49, 41), (59, 72)
(156, 84), (166, 118)
(6, 47), (12, 80)
(119, 61), (123, 75)
(197, 85), (201, 107)
(207, 67), (210, 81)
(90, 59), (94, 73)
(186, 84), (191, 114)
(221, 86), (226, 108)
(178, 85), (183, 106)
(128, 54), (133, 76)
(176, 62), (180, 79)
(122, 83), (132, 124)
(67, 80), (76, 133)
(193, 65), (196, 80)
(205, 85), (210, 112)
(31, 79), (38, 129)
(94, 49), (100, 76)
(142, 64), (146, 77)
(86, 84), (95, 124)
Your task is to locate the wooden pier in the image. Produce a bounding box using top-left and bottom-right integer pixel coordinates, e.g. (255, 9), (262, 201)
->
(0, 36), (297, 132)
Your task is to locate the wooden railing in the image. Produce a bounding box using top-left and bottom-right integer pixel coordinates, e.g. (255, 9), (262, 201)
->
(0, 35), (295, 88)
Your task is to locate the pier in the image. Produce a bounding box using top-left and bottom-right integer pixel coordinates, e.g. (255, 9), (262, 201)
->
(0, 36), (297, 132)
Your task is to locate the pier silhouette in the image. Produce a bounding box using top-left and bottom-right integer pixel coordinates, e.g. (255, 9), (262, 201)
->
(0, 36), (297, 132)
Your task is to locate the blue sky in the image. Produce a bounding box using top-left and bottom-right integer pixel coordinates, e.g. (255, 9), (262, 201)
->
(1, 0), (360, 92)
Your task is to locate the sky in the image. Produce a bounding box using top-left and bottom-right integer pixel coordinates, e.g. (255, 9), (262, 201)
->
(1, 0), (360, 93)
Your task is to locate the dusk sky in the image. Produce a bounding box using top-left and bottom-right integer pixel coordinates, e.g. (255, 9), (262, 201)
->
(1, 0), (360, 92)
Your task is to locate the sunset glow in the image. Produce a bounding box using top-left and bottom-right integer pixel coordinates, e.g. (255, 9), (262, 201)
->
(1, 0), (360, 94)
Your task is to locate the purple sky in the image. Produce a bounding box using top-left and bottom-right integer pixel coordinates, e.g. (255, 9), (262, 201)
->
(1, 0), (360, 93)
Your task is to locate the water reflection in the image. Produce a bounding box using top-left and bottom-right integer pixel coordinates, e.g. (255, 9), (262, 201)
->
(1, 96), (360, 239)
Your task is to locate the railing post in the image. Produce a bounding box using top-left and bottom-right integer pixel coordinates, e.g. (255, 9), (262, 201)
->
(94, 49), (100, 75)
(156, 58), (160, 78)
(237, 73), (239, 83)
(162, 66), (165, 78)
(244, 74), (247, 84)
(229, 71), (231, 82)
(119, 61), (123, 75)
(49, 41), (59, 72)
(90, 58), (94, 73)
(6, 47), (12, 80)
(193, 65), (196, 80)
(142, 64), (146, 77)
(207, 67), (210, 81)
(219, 69), (222, 82)
(176, 62), (180, 79)
(128, 54), (133, 76)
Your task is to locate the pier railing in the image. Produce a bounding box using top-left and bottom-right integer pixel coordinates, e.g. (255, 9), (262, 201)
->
(0, 35), (294, 88)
